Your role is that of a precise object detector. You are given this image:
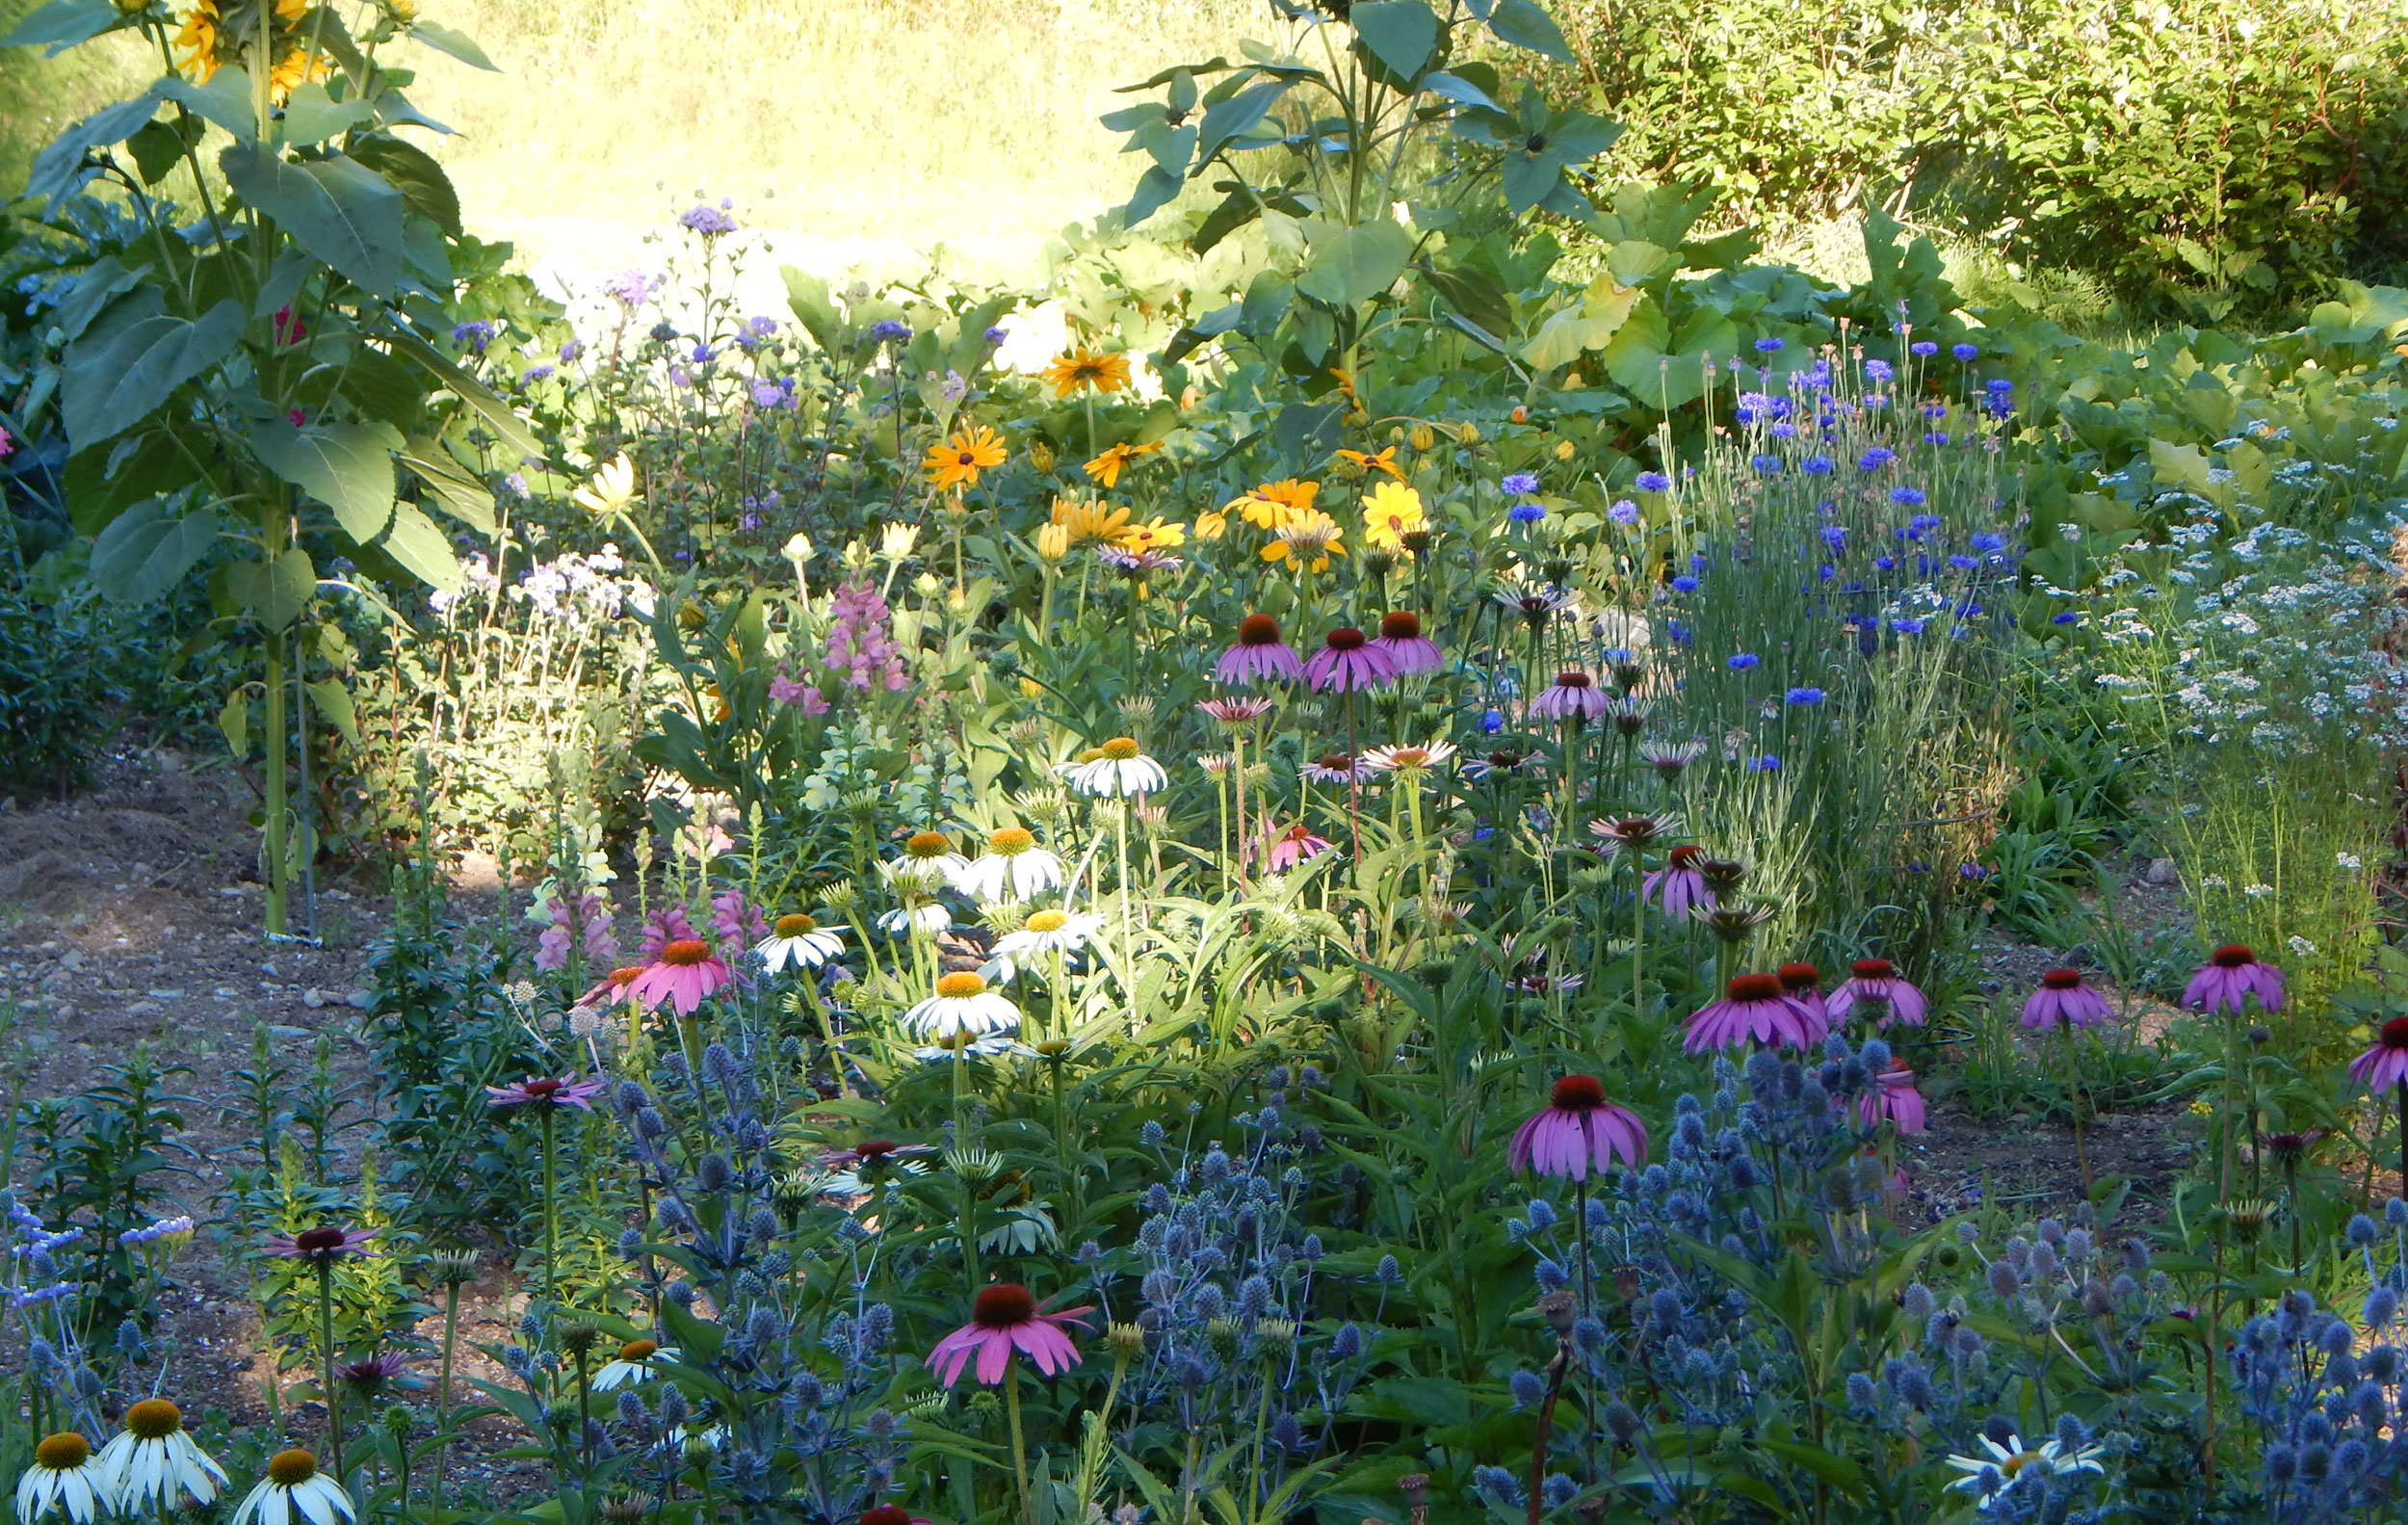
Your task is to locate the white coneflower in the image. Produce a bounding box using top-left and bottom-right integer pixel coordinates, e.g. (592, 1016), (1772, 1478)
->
(903, 972), (1021, 1039)
(900, 829), (971, 880)
(97, 1399), (226, 1512)
(1060, 737), (1167, 798)
(15, 1433), (107, 1525)
(951, 827), (1066, 903)
(1358, 739), (1457, 776)
(876, 858), (952, 934)
(590, 1338), (680, 1391)
(228, 1450), (353, 1525)
(753, 913), (845, 972)
(987, 907), (1106, 979)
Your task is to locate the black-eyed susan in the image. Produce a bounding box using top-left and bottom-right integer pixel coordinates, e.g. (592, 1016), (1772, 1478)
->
(1050, 496), (1132, 547)
(1042, 347), (1131, 397)
(1360, 480), (1426, 555)
(924, 425), (1007, 490)
(1082, 439), (1161, 489)
(1334, 445), (1403, 480)
(1111, 516), (1186, 555)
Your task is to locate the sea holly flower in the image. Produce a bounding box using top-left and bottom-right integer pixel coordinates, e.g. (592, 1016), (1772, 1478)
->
(1826, 959), (1927, 1028)
(1305, 627), (1397, 693)
(755, 914), (845, 972)
(926, 1284), (1093, 1386)
(904, 973), (1021, 1041)
(15, 1433), (106, 1525)
(96, 1400), (226, 1512)
(1217, 614), (1306, 685)
(632, 936), (734, 1016)
(1060, 737), (1168, 797)
(2022, 968), (2110, 1030)
(1370, 611), (1443, 674)
(1506, 1075), (1647, 1179)
(1684, 973), (1825, 1053)
(485, 1075), (607, 1112)
(953, 828), (1067, 903)
(228, 1449), (353, 1525)
(2183, 944), (2285, 1015)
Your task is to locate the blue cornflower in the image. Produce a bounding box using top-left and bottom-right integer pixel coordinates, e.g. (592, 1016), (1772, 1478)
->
(1636, 470), (1672, 491)
(1502, 471), (1540, 495)
(1751, 454), (1785, 474)
(1727, 653), (1760, 670)
(1802, 455), (1832, 474)
(1608, 499), (1639, 525)
(1748, 754), (1781, 772)
(1924, 431), (1951, 445)
(1891, 617), (1925, 635)
(1769, 421), (1797, 439)
(1951, 342), (1979, 360)
(2050, 611), (2080, 625)
(1480, 709), (1505, 733)
(1666, 618), (1690, 644)
(1910, 513), (1942, 534)
(1873, 555), (1897, 571)
(1969, 532), (2005, 553)
(1983, 377), (2014, 392)
(1889, 486), (1927, 508)
(1909, 340), (1938, 356)
(1921, 402), (1948, 419)
(1785, 687), (1823, 705)
(1948, 553), (1977, 570)
(1817, 564), (1835, 582)
(1508, 503), (1546, 524)
(1670, 574), (1699, 593)
(1689, 552), (1710, 572)
(1959, 862), (1990, 881)
(1755, 336), (1785, 353)
(1858, 447), (1896, 470)
(1866, 358), (1894, 383)
(1819, 525), (1846, 550)
(867, 319), (911, 343)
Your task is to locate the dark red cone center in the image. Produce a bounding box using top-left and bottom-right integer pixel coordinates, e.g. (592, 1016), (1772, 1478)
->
(973, 1284), (1036, 1328)
(1551, 1075), (1606, 1112)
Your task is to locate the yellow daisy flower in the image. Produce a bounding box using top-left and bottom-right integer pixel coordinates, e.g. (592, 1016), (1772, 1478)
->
(1112, 516), (1186, 554)
(1050, 496), (1132, 547)
(1043, 348), (1131, 397)
(1083, 439), (1161, 489)
(1226, 478), (1320, 530)
(924, 425), (1007, 491)
(1193, 510), (1228, 541)
(1335, 446), (1404, 480)
(1360, 480), (1426, 555)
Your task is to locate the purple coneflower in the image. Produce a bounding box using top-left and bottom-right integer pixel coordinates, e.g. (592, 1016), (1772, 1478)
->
(633, 937), (735, 1016)
(1305, 627), (1397, 692)
(1263, 823), (1333, 872)
(485, 1074), (607, 1112)
(264, 1224), (378, 1263)
(926, 1284), (1093, 1386)
(1642, 845), (1714, 918)
(1460, 747), (1538, 780)
(1859, 1061), (1927, 1134)
(1590, 813), (1676, 855)
(335, 1351), (409, 1399)
(1530, 670), (1609, 723)
(1216, 614), (1305, 685)
(1777, 962), (1821, 998)
(1371, 611), (1443, 675)
(2350, 1017), (2408, 1091)
(1826, 958), (1927, 1028)
(1301, 752), (1365, 786)
(1196, 696), (1274, 727)
(2021, 968), (2110, 1031)
(1686, 973), (1825, 1053)
(1639, 737), (1708, 778)
(2183, 943), (2285, 1015)
(1506, 1075), (1647, 1179)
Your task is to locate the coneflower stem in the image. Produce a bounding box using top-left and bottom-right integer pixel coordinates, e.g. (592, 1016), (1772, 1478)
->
(540, 1105), (560, 1310)
(1005, 1354), (1033, 1525)
(316, 1258), (344, 1483)
(434, 1278), (460, 1505)
(2395, 1080), (2405, 1196)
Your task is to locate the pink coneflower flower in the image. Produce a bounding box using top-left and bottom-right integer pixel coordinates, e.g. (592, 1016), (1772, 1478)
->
(263, 1224), (378, 1263)
(1639, 737), (1708, 777)
(485, 1074), (607, 1111)
(1262, 823), (1333, 872)
(1197, 696), (1274, 726)
(2183, 944), (2285, 1015)
(335, 1351), (409, 1399)
(1777, 962), (1821, 998)
(1506, 1075), (1648, 1179)
(1859, 1061), (1927, 1134)
(1827, 959), (1927, 1029)
(1301, 751), (1365, 786)
(573, 965), (646, 1011)
(1305, 627), (1397, 692)
(926, 1283), (1093, 1385)
(2349, 1017), (2408, 1091)
(1216, 614), (1306, 685)
(2021, 968), (2111, 1031)
(1460, 747), (1538, 780)
(1684, 973), (1826, 1053)
(1359, 739), (1456, 776)
(1530, 670), (1610, 723)
(1641, 844), (1714, 917)
(633, 937), (734, 1015)
(859, 1508), (934, 1525)
(1370, 611), (1443, 675)
(1590, 814), (1678, 855)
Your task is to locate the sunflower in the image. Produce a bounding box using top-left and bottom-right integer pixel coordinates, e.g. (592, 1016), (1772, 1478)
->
(171, 0), (221, 80)
(1050, 496), (1131, 547)
(1082, 439), (1161, 489)
(1360, 480), (1426, 555)
(1112, 516), (1186, 554)
(1043, 347), (1131, 397)
(1335, 446), (1404, 480)
(267, 44), (329, 103)
(924, 424), (1008, 490)
(1261, 510), (1346, 573)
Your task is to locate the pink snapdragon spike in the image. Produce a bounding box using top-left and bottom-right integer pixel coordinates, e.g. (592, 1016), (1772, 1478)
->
(2350, 1017), (2408, 1091)
(633, 936), (734, 1015)
(1827, 959), (1927, 1029)
(1530, 670), (1610, 723)
(926, 1284), (1093, 1386)
(824, 578), (910, 692)
(1641, 845), (1714, 919)
(1305, 626), (1398, 692)
(710, 890), (771, 946)
(1216, 614), (1306, 685)
(640, 906), (699, 961)
(485, 1074), (608, 1112)
(2021, 968), (2110, 1031)
(537, 890), (618, 972)
(1685, 973), (1827, 1053)
(1370, 611), (1443, 675)
(2184, 944), (2285, 1016)
(263, 1224), (378, 1263)
(1859, 1061), (1927, 1135)
(770, 667), (830, 712)
(1263, 823), (1334, 873)
(1507, 1075), (1648, 1180)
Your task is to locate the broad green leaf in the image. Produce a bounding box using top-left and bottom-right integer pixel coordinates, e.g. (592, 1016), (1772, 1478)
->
(1604, 238), (1676, 285)
(62, 291), (246, 456)
(2, 0), (126, 55)
(1194, 77), (1290, 161)
(220, 145), (403, 298)
(1486, 0), (1571, 60)
(275, 81), (373, 145)
(47, 255), (148, 344)
(1520, 276), (1640, 370)
(226, 546), (316, 631)
(91, 493), (219, 605)
(69, 429), (188, 537)
(26, 87), (163, 205)
(1420, 70), (1497, 110)
(1592, 291), (1673, 391)
(1350, 1), (1437, 81)
(348, 133), (462, 236)
(378, 501), (460, 591)
(303, 678), (358, 745)
(125, 118), (186, 185)
(250, 418), (403, 544)
(780, 265), (841, 350)
(408, 20), (497, 70)
(1120, 165), (1184, 230)
(383, 328), (542, 459)
(1296, 218), (1414, 306)
(159, 67), (259, 141)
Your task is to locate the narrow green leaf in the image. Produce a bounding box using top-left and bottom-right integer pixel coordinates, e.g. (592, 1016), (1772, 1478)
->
(399, 435), (496, 535)
(383, 328), (542, 460)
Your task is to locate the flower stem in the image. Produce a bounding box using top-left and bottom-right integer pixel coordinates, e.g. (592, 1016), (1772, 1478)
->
(1005, 1354), (1033, 1525)
(541, 1105), (560, 1311)
(434, 1279), (459, 1506)
(317, 1259), (345, 1483)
